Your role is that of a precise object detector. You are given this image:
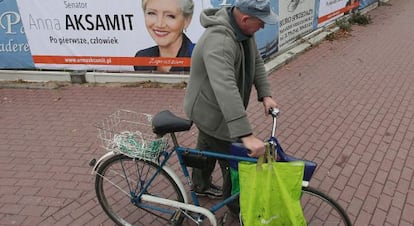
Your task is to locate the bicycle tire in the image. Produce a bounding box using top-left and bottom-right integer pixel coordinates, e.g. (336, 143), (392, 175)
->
(302, 187), (352, 226)
(95, 154), (185, 226)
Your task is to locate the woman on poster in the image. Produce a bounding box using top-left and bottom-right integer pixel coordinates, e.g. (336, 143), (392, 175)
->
(134, 0), (195, 72)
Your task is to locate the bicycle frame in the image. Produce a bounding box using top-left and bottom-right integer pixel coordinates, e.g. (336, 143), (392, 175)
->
(126, 139), (258, 225)
(147, 108), (316, 225)
(91, 108), (318, 226)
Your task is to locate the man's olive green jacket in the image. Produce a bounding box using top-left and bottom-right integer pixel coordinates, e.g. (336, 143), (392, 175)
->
(184, 6), (272, 141)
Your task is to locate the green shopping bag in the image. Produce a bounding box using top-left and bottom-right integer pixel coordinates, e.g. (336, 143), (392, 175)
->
(239, 144), (306, 226)
(230, 167), (240, 195)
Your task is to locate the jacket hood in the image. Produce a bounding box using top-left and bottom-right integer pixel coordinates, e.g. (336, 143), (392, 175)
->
(200, 7), (233, 29)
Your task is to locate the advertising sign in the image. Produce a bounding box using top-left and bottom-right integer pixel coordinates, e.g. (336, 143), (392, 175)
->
(0, 0), (34, 69)
(11, 0), (322, 72)
(278, 0), (317, 51)
(15, 0), (208, 72)
(318, 0), (360, 26)
(359, 0), (377, 9)
(210, 0), (279, 58)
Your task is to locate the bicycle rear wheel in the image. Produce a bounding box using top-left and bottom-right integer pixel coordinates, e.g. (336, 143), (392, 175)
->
(95, 154), (185, 226)
(301, 187), (352, 226)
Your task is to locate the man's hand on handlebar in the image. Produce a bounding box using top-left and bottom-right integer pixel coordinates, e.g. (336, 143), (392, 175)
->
(262, 96), (278, 116)
(240, 135), (265, 157)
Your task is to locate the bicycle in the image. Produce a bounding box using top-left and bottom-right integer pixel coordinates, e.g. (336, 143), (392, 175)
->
(90, 108), (352, 226)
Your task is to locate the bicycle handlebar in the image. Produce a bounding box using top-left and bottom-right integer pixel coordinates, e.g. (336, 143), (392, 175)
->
(239, 108), (280, 155)
(269, 107), (280, 117)
(269, 108), (280, 137)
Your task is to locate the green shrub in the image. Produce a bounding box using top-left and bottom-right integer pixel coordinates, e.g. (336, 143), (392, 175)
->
(348, 13), (371, 25)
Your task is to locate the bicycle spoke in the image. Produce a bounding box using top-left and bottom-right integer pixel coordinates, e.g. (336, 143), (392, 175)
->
(95, 155), (185, 225)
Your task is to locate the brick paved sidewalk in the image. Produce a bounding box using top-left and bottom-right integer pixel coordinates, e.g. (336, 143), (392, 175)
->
(1, 0), (413, 225)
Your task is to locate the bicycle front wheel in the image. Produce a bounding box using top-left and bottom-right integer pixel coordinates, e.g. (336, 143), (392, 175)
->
(301, 187), (352, 226)
(95, 154), (185, 226)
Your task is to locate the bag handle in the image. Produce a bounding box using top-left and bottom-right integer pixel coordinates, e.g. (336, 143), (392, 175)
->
(256, 142), (275, 171)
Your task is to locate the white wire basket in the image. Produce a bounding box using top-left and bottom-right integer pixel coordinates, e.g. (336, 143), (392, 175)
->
(95, 110), (168, 161)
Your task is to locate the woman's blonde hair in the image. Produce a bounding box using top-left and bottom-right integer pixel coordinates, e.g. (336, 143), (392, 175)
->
(142, 0), (194, 19)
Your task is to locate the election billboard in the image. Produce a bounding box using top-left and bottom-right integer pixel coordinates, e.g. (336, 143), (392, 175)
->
(359, 0), (377, 9)
(0, 0), (34, 69)
(15, 0), (210, 72)
(7, 0), (324, 73)
(318, 0), (360, 26)
(278, 0), (318, 51)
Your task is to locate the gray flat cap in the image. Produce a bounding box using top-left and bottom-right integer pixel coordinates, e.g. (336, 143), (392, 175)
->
(235, 0), (278, 24)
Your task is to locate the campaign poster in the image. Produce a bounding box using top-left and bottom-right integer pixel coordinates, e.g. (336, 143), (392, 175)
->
(15, 0), (207, 72)
(255, 0), (279, 58)
(209, 0), (279, 59)
(15, 0), (283, 72)
(318, 0), (360, 26)
(0, 0), (34, 69)
(359, 0), (377, 9)
(278, 0), (317, 51)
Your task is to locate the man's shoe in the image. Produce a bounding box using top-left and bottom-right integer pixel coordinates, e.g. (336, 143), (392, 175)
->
(194, 184), (223, 199)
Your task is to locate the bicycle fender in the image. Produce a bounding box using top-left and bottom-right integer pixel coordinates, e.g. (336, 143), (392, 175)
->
(161, 165), (189, 203)
(90, 151), (117, 174)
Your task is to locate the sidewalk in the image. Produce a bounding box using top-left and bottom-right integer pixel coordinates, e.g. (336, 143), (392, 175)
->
(0, 0), (413, 225)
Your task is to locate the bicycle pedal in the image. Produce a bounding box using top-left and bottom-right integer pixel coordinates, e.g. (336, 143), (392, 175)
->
(218, 212), (228, 226)
(169, 209), (183, 223)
